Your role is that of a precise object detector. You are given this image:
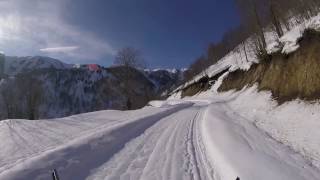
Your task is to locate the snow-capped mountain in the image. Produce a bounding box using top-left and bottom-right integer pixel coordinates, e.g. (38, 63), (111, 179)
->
(144, 68), (185, 95)
(4, 56), (72, 75)
(0, 57), (184, 120)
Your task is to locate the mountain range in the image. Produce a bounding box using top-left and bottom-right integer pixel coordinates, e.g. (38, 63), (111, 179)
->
(0, 56), (185, 120)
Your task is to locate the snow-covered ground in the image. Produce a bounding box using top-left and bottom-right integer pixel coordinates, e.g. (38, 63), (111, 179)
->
(0, 91), (319, 179)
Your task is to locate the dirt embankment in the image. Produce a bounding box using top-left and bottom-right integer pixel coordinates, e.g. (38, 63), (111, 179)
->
(219, 29), (320, 103)
(181, 68), (229, 98)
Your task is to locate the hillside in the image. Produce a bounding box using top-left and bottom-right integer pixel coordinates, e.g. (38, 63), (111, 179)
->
(173, 13), (320, 99)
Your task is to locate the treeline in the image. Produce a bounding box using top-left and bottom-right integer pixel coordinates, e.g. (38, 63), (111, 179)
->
(184, 0), (320, 81)
(0, 75), (43, 120)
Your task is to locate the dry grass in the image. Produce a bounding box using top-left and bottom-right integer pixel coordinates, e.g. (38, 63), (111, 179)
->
(181, 76), (210, 98)
(219, 29), (320, 104)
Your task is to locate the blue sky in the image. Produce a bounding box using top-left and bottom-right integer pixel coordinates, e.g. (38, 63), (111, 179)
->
(0, 0), (239, 68)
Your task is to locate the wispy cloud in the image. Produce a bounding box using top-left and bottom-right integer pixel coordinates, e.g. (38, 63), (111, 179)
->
(0, 0), (116, 63)
(40, 46), (79, 53)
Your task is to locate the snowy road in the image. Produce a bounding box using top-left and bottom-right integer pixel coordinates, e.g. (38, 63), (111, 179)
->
(0, 100), (319, 180)
(87, 105), (209, 180)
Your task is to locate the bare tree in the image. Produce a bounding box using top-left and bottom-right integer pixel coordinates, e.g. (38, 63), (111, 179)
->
(114, 47), (146, 69)
(242, 41), (249, 63)
(0, 53), (5, 77)
(114, 47), (146, 110)
(184, 56), (209, 81)
(268, 0), (284, 37)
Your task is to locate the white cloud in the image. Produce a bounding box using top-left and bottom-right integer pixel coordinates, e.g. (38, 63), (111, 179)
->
(0, 0), (116, 63)
(40, 46), (79, 53)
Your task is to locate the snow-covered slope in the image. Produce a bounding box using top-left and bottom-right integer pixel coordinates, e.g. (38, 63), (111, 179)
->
(4, 56), (72, 75)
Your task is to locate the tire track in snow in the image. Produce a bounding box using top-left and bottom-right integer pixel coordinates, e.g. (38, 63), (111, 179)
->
(88, 106), (214, 180)
(184, 110), (201, 180)
(193, 106), (216, 180)
(87, 107), (181, 180)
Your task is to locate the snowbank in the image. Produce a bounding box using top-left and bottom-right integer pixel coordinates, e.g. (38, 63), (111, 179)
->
(148, 100), (193, 108)
(200, 97), (320, 180)
(213, 86), (320, 169)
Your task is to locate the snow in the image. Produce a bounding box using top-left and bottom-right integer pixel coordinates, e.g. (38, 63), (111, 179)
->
(4, 56), (72, 75)
(150, 68), (178, 74)
(219, 86), (320, 169)
(265, 14), (320, 54)
(210, 71), (229, 92)
(0, 89), (319, 179)
(148, 100), (192, 108)
(144, 68), (187, 74)
(171, 36), (257, 94)
(172, 86), (320, 179)
(86, 106), (208, 180)
(280, 25), (302, 54)
(172, 13), (320, 172)
(148, 100), (175, 108)
(0, 104), (191, 179)
(201, 101), (319, 180)
(163, 12), (320, 179)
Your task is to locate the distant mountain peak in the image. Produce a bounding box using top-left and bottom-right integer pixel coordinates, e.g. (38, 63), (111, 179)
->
(4, 56), (73, 75)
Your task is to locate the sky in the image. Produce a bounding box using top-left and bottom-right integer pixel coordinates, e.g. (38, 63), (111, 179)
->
(0, 0), (239, 69)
